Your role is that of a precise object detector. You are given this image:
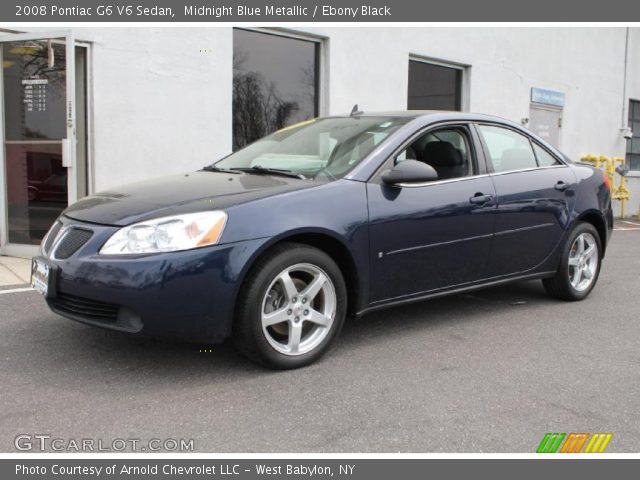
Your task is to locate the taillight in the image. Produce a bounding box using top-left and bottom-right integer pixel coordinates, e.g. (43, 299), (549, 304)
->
(602, 170), (611, 191)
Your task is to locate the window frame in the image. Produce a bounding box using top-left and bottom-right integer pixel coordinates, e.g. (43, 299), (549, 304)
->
(369, 121), (485, 186)
(531, 140), (562, 168)
(474, 122), (567, 175)
(626, 99), (640, 172)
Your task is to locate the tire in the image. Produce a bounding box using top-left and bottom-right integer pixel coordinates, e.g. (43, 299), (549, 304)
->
(232, 243), (347, 369)
(542, 222), (602, 301)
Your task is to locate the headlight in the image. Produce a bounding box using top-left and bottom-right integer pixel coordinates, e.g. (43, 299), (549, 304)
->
(99, 211), (227, 255)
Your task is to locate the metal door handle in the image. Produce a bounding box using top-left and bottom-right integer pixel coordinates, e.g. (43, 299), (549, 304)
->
(469, 193), (493, 205)
(554, 181), (570, 191)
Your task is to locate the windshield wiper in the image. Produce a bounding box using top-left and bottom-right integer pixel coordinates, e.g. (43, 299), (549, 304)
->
(231, 166), (307, 180)
(201, 165), (242, 174)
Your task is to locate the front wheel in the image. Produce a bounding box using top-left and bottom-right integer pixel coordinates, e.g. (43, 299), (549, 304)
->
(233, 243), (347, 369)
(543, 222), (602, 301)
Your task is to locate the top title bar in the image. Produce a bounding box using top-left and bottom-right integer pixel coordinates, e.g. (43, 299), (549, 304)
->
(3, 0), (640, 22)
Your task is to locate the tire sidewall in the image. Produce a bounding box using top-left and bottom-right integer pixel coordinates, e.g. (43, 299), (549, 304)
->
(238, 245), (347, 369)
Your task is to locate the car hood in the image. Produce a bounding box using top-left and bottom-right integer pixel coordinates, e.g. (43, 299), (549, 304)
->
(63, 171), (318, 226)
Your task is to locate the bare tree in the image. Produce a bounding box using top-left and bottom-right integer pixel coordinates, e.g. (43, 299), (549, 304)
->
(232, 69), (299, 150)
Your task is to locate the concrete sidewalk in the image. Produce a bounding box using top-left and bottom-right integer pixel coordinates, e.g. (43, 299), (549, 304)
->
(0, 256), (31, 287)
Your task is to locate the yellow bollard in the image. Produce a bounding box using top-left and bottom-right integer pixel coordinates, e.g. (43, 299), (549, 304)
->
(581, 154), (602, 169)
(604, 156), (616, 188)
(581, 154), (631, 219)
(612, 157), (631, 219)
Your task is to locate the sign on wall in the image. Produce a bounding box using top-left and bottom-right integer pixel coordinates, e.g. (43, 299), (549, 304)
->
(531, 87), (565, 108)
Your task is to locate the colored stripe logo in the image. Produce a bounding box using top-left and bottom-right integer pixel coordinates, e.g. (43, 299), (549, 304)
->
(537, 433), (612, 453)
(584, 433), (613, 453)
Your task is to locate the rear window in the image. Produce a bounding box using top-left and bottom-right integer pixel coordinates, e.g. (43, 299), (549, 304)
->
(478, 125), (537, 172)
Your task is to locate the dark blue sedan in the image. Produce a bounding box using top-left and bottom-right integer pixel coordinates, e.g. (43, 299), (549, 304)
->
(32, 112), (613, 369)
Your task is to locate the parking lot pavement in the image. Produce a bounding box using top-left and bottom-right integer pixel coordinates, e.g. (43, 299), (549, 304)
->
(1, 229), (639, 453)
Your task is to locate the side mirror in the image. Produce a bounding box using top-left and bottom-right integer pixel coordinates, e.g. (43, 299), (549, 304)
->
(381, 160), (438, 185)
(616, 164), (629, 177)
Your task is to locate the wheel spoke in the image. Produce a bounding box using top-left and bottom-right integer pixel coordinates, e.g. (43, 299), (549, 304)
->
(288, 323), (303, 354)
(300, 272), (327, 302)
(570, 267), (582, 288)
(576, 235), (585, 254)
(568, 255), (580, 267)
(583, 266), (593, 280)
(278, 271), (299, 301)
(262, 307), (289, 327)
(307, 308), (331, 327)
(583, 244), (596, 260)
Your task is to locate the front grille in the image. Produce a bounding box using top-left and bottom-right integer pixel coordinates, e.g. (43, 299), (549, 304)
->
(50, 292), (120, 322)
(53, 228), (93, 259)
(43, 221), (63, 255)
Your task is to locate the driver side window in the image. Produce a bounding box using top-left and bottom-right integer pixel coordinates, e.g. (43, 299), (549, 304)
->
(395, 127), (474, 180)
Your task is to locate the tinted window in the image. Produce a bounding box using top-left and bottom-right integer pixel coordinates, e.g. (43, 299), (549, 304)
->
(532, 143), (560, 167)
(396, 128), (473, 180)
(408, 60), (462, 111)
(233, 29), (319, 151)
(478, 125), (537, 173)
(627, 99), (640, 171)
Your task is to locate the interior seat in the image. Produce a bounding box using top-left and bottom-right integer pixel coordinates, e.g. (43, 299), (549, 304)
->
(421, 141), (466, 179)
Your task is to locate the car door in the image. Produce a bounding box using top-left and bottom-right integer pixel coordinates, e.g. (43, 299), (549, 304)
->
(367, 124), (497, 303)
(476, 123), (577, 278)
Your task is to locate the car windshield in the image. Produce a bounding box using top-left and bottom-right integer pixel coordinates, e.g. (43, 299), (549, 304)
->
(212, 116), (411, 180)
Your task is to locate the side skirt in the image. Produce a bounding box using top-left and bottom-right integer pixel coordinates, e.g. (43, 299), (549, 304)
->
(355, 270), (556, 318)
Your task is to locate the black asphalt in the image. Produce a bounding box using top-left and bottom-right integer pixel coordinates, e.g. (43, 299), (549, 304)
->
(1, 228), (639, 452)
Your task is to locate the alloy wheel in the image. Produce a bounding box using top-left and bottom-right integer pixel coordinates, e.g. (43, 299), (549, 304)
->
(568, 232), (599, 292)
(261, 263), (337, 356)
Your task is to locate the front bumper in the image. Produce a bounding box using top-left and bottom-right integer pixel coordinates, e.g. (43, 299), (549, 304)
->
(42, 215), (266, 342)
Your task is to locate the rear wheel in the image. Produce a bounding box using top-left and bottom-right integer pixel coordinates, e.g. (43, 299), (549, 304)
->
(233, 243), (347, 369)
(543, 222), (602, 301)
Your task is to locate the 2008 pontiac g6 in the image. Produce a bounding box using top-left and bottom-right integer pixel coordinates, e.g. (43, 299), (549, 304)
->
(32, 112), (613, 369)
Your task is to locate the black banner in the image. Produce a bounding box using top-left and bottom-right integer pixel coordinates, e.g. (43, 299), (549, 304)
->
(4, 0), (640, 22)
(3, 459), (640, 480)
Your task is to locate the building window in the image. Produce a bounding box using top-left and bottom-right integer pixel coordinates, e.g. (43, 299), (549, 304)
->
(408, 59), (462, 111)
(233, 29), (319, 151)
(627, 99), (640, 171)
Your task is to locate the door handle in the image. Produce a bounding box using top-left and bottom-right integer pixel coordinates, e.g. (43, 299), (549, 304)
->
(554, 180), (570, 191)
(469, 193), (493, 205)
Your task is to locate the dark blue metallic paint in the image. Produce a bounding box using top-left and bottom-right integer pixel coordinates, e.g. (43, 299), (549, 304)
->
(486, 166), (578, 277)
(42, 112), (613, 343)
(48, 216), (269, 341)
(367, 176), (497, 301)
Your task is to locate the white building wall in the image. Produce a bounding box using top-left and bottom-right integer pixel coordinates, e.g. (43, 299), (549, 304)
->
(72, 27), (640, 217)
(74, 27), (233, 192)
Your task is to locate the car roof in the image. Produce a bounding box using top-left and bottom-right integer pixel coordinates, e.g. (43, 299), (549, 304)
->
(332, 110), (520, 125)
(329, 111), (533, 132)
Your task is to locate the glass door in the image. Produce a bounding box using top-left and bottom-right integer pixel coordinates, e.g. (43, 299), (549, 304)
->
(0, 31), (76, 256)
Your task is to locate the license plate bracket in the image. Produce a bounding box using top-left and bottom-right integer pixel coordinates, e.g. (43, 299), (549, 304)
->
(31, 256), (57, 299)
